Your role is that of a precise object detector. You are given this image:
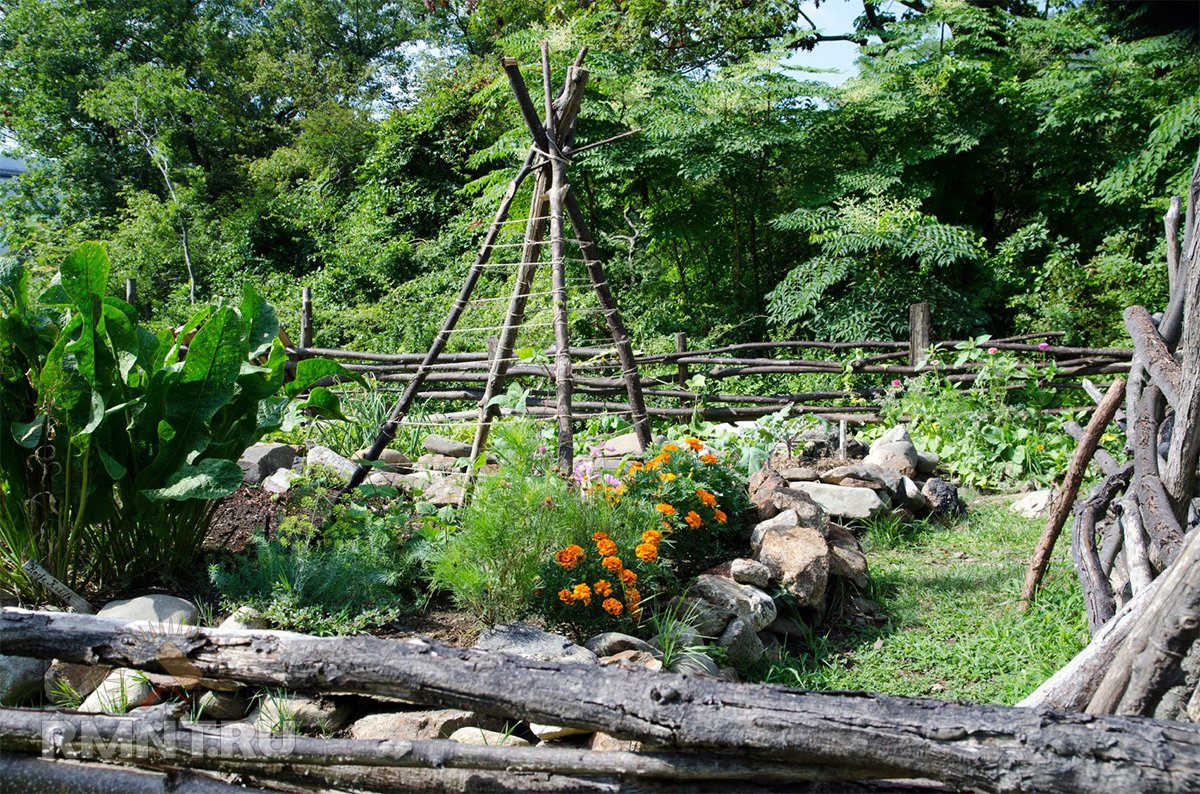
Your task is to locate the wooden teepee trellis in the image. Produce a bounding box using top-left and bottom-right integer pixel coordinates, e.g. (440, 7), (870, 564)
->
(346, 44), (651, 490)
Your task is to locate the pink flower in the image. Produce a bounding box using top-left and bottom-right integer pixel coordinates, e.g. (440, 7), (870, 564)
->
(987, 347), (999, 355)
(1037, 342), (1051, 350)
(890, 379), (902, 387)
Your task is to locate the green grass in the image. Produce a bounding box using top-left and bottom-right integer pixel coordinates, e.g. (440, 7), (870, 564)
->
(763, 497), (1088, 705)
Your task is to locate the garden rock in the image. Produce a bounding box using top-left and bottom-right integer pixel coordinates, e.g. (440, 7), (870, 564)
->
(99, 594), (198, 626)
(821, 463), (901, 498)
(350, 709), (498, 741)
(897, 476), (928, 512)
(599, 432), (642, 458)
(718, 618), (765, 669)
(423, 434), (471, 458)
(1011, 489), (1053, 518)
(916, 450), (940, 475)
(922, 478), (966, 517)
(754, 524), (829, 608)
(748, 468), (788, 520)
(79, 668), (156, 714)
(238, 443), (297, 486)
(779, 467), (819, 482)
(0, 656), (49, 705)
(262, 467), (298, 494)
(598, 650), (662, 672)
(474, 623), (597, 665)
(757, 631), (783, 662)
(421, 476), (464, 506)
(864, 426), (919, 476)
(730, 558), (771, 589)
(584, 632), (659, 658)
(306, 445), (358, 479)
(417, 453), (460, 472)
(669, 597), (735, 639)
(688, 575), (777, 632)
(366, 470), (407, 489)
(351, 448), (412, 471)
(666, 650), (721, 676)
(826, 525), (870, 589)
(448, 727), (529, 747)
(197, 689), (250, 721)
(765, 613), (809, 639)
(219, 606), (268, 630)
(770, 487), (830, 528)
(529, 722), (590, 741)
(789, 482), (886, 521)
(589, 732), (640, 752)
(45, 662), (111, 704)
(253, 694), (352, 734)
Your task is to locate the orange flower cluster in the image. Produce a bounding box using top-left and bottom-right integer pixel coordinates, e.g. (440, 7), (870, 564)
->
(684, 437), (705, 451)
(696, 488), (717, 507)
(700, 453), (718, 465)
(685, 510), (703, 529)
(555, 531), (649, 619)
(555, 544), (584, 569)
(655, 503), (676, 516)
(635, 525), (664, 563)
(602, 597), (624, 616)
(714, 508), (728, 524)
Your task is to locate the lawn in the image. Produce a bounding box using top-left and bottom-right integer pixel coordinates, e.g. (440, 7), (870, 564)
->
(764, 495), (1089, 705)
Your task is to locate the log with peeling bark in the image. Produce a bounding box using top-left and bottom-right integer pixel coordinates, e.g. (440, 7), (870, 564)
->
(0, 753), (254, 794)
(3, 609), (1200, 794)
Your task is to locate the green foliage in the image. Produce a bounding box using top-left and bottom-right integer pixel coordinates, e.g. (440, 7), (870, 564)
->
(209, 474), (420, 636)
(0, 243), (355, 600)
(874, 339), (1096, 489)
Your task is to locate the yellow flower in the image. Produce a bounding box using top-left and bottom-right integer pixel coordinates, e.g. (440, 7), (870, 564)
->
(700, 453), (718, 465)
(695, 488), (717, 507)
(558, 588), (574, 605)
(660, 472), (677, 483)
(555, 545), (584, 569)
(602, 556), (624, 572)
(597, 538), (618, 557)
(618, 568), (638, 587)
(602, 597), (624, 616)
(635, 543), (658, 563)
(655, 503), (676, 516)
(685, 511), (702, 529)
(572, 583), (592, 605)
(714, 509), (727, 524)
(594, 579), (614, 598)
(641, 529), (663, 545)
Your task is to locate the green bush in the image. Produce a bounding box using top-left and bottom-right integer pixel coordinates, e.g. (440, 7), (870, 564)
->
(0, 243), (355, 600)
(209, 473), (420, 635)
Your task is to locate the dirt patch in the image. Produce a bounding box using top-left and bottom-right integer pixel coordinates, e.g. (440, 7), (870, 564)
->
(381, 607), (485, 647)
(203, 487), (283, 554)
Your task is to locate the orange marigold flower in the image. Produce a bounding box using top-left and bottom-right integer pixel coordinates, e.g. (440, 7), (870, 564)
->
(661, 520), (672, 531)
(592, 531), (609, 542)
(618, 568), (638, 586)
(602, 556), (624, 572)
(602, 597), (624, 616)
(596, 539), (618, 557)
(696, 488), (717, 507)
(572, 583), (592, 605)
(555, 545), (584, 569)
(594, 579), (614, 598)
(662, 443), (680, 453)
(558, 588), (574, 605)
(700, 453), (718, 465)
(635, 543), (658, 563)
(625, 587), (642, 606)
(655, 503), (676, 516)
(659, 472), (676, 483)
(684, 437), (704, 451)
(685, 511), (703, 529)
(714, 509), (728, 524)
(627, 461), (643, 474)
(642, 529), (663, 545)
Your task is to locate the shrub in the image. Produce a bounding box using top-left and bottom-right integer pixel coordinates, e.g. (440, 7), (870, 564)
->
(0, 243), (355, 600)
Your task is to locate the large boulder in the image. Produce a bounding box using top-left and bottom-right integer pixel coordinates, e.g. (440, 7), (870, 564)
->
(79, 668), (156, 714)
(769, 487), (830, 527)
(100, 594), (198, 625)
(718, 618), (766, 669)
(863, 426), (919, 477)
(688, 575), (777, 632)
(474, 623), (597, 665)
(423, 434), (471, 458)
(820, 463), (901, 498)
(238, 443), (298, 486)
(753, 521), (829, 609)
(788, 482), (887, 521)
(0, 656), (49, 705)
(306, 445), (358, 479)
(748, 468), (788, 520)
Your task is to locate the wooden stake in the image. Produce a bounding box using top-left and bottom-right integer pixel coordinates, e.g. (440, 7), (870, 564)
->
(908, 302), (931, 368)
(300, 286), (313, 349)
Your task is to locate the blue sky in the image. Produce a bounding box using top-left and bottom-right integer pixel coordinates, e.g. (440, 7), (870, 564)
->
(781, 0), (871, 85)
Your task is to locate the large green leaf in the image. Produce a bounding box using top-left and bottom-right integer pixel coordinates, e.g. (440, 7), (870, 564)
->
(141, 457), (245, 501)
(285, 358), (362, 396)
(239, 283), (279, 359)
(59, 243), (110, 386)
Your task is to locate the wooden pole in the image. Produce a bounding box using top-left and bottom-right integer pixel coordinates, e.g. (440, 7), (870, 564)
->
(676, 332), (689, 387)
(124, 278), (136, 307)
(908, 302), (931, 368)
(300, 286), (313, 349)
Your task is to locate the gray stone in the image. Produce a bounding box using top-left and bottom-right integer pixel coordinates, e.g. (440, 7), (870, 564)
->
(748, 469), (788, 520)
(730, 558), (771, 589)
(826, 525), (870, 589)
(717, 618), (765, 669)
(448, 727), (529, 747)
(922, 478), (965, 517)
(916, 450), (940, 475)
(764, 614), (809, 638)
(688, 575), (777, 632)
(366, 470), (407, 489)
(79, 669), (156, 714)
(422, 476), (465, 506)
(45, 662), (110, 704)
(873, 425), (914, 447)
(598, 432), (642, 458)
(350, 709), (498, 741)
(261, 467), (298, 494)
(770, 487), (830, 527)
(197, 689), (250, 721)
(423, 434), (471, 458)
(670, 598), (736, 639)
(253, 693), (352, 734)
(754, 524), (829, 608)
(351, 448), (412, 471)
(666, 650), (720, 676)
(821, 463), (901, 497)
(779, 467), (819, 482)
(474, 623), (597, 665)
(305, 445), (358, 479)
(1011, 489), (1053, 518)
(529, 722), (591, 741)
(417, 453), (460, 472)
(598, 650), (662, 671)
(584, 632), (659, 658)
(0, 656), (49, 705)
(897, 476), (928, 512)
(238, 443), (298, 486)
(757, 631), (783, 662)
(219, 606), (268, 631)
(99, 594), (198, 626)
(789, 482), (887, 521)
(863, 441), (918, 477)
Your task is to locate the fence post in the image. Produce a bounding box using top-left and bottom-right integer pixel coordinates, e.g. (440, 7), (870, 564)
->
(675, 332), (688, 386)
(908, 303), (931, 368)
(300, 287), (313, 349)
(124, 278), (137, 307)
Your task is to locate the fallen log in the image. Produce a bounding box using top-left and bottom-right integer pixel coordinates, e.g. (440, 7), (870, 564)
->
(2, 609), (1199, 794)
(0, 753), (252, 794)
(1070, 464), (1131, 631)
